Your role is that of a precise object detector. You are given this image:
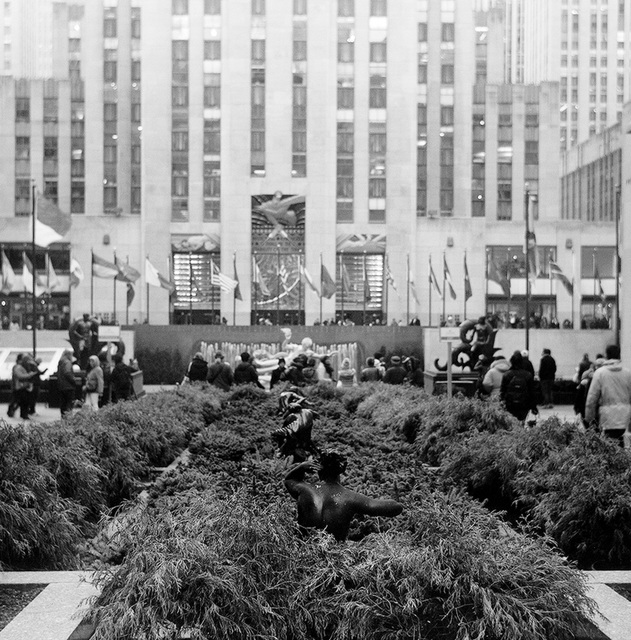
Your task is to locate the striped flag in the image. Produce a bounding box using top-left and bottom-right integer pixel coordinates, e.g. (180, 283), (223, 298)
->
(211, 259), (238, 293)
(253, 258), (270, 296)
(549, 259), (573, 295)
(233, 254), (243, 301)
(92, 252), (119, 278)
(464, 254), (473, 301)
(429, 260), (442, 299)
(30, 194), (72, 248)
(145, 257), (176, 293)
(1, 250), (15, 294)
(69, 258), (84, 288)
(443, 255), (457, 300)
(300, 264), (320, 296)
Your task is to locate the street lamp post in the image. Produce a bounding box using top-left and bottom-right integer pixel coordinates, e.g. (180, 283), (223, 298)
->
(615, 185), (621, 347)
(524, 188), (531, 352)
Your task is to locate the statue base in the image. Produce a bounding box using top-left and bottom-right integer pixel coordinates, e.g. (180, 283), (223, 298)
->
(424, 371), (478, 398)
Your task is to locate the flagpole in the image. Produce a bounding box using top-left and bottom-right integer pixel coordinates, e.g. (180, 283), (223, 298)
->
(339, 252), (344, 323)
(406, 253), (410, 325)
(571, 248), (575, 329)
(319, 253), (323, 324)
(592, 249), (596, 321)
(210, 257), (215, 323)
(113, 250), (117, 324)
(90, 249), (94, 316)
(442, 252), (446, 326)
(363, 252), (367, 326)
(252, 255), (257, 325)
(485, 249), (489, 320)
(31, 181), (37, 356)
(463, 251), (467, 320)
(506, 249), (511, 323)
(276, 245), (281, 325)
(384, 254), (389, 326)
(428, 255), (432, 328)
(126, 256), (130, 325)
(233, 251), (237, 326)
(524, 187), (531, 351)
(189, 251), (193, 325)
(146, 282), (150, 324)
(298, 254), (302, 326)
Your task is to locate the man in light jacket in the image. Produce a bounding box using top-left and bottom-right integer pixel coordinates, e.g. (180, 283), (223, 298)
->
(482, 356), (510, 399)
(585, 344), (631, 446)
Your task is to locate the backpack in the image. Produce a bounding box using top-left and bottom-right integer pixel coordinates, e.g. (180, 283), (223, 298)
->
(505, 373), (528, 406)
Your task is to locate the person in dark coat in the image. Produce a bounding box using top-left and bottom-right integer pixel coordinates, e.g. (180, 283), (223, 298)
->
(186, 352), (209, 382)
(500, 351), (538, 422)
(57, 349), (77, 417)
(270, 357), (287, 389)
(285, 354), (307, 387)
(383, 355), (407, 385)
(360, 357), (382, 383)
(404, 356), (424, 388)
(520, 349), (536, 377)
(233, 352), (264, 389)
(110, 354), (135, 403)
(538, 348), (557, 408)
(207, 351), (234, 391)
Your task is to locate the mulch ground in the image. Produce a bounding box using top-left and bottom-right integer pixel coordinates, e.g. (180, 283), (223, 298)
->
(0, 584), (47, 630)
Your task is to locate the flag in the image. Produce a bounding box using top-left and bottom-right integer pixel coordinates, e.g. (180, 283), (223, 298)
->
(385, 259), (398, 292)
(92, 252), (119, 278)
(22, 252), (47, 296)
(409, 268), (420, 305)
(70, 258), (84, 288)
(525, 230), (539, 284)
(126, 282), (135, 307)
(363, 258), (371, 301)
(145, 257), (176, 293)
(30, 194), (72, 248)
(115, 256), (141, 283)
(211, 259), (238, 293)
(341, 262), (351, 294)
(464, 254), (473, 301)
(1, 250), (15, 294)
(429, 260), (442, 299)
(594, 264), (606, 304)
(549, 259), (573, 295)
(46, 254), (60, 292)
(321, 264), (336, 299)
(233, 254), (243, 301)
(443, 255), (457, 300)
(253, 258), (270, 296)
(488, 256), (511, 296)
(300, 264), (320, 296)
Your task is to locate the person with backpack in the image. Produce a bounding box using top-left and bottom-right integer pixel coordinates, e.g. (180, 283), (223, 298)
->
(110, 354), (135, 403)
(500, 351), (538, 422)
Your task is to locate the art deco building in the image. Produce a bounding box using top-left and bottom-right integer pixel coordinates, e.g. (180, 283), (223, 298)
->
(0, 0), (620, 334)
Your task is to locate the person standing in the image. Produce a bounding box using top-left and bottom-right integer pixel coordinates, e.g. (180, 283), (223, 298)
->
(585, 344), (631, 446)
(383, 355), (407, 385)
(26, 356), (46, 416)
(83, 355), (104, 411)
(57, 349), (77, 417)
(500, 351), (538, 423)
(233, 352), (265, 389)
(110, 354), (134, 403)
(360, 357), (382, 383)
(538, 348), (557, 408)
(185, 352), (209, 382)
(337, 357), (357, 388)
(8, 354), (37, 420)
(207, 351), (234, 391)
(520, 350), (536, 377)
(482, 356), (510, 400)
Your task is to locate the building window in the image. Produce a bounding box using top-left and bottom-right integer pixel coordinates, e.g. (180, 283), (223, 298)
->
(104, 9), (117, 38)
(104, 60), (117, 83)
(338, 42), (354, 63)
(104, 186), (117, 211)
(441, 64), (454, 84)
(71, 182), (84, 213)
(418, 22), (427, 42)
(172, 86), (188, 107)
(44, 180), (58, 204)
(15, 178), (30, 216)
(15, 137), (29, 160)
(43, 137), (58, 160)
(15, 98), (29, 122)
(252, 0), (265, 15)
(252, 39), (266, 64)
(172, 131), (188, 152)
(370, 0), (386, 16)
(131, 8), (141, 38)
(204, 0), (221, 13)
(172, 0), (188, 15)
(294, 0), (307, 14)
(204, 119), (221, 154)
(370, 42), (386, 63)
(204, 73), (221, 107)
(442, 22), (455, 42)
(43, 98), (58, 123)
(204, 40), (221, 60)
(338, 0), (354, 17)
(369, 75), (386, 108)
(132, 60), (141, 82)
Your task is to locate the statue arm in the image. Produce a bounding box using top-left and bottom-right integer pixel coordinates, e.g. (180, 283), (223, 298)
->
(351, 491), (403, 518)
(284, 461), (318, 498)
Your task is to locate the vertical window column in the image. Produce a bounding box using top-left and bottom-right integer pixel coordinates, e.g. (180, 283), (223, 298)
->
(71, 82), (85, 213)
(251, 4), (266, 176)
(131, 3), (141, 213)
(172, 38), (189, 220)
(471, 88), (485, 218)
(497, 99), (513, 221)
(292, 15), (307, 177)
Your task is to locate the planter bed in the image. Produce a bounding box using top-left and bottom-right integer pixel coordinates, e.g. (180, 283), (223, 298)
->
(0, 584), (47, 631)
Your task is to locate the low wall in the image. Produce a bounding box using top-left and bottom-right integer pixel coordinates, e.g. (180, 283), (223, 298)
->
(133, 325), (424, 384)
(424, 327), (615, 379)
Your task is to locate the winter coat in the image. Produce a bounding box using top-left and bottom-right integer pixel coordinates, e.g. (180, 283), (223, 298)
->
(382, 365), (407, 385)
(207, 362), (234, 391)
(482, 358), (510, 399)
(187, 357), (209, 382)
(85, 366), (104, 395)
(337, 368), (356, 388)
(500, 367), (538, 421)
(360, 366), (381, 382)
(233, 362), (264, 388)
(538, 354), (557, 381)
(57, 355), (77, 391)
(585, 360), (631, 432)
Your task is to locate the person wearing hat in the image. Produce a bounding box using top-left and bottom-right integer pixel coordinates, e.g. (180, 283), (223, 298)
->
(207, 351), (234, 391)
(383, 355), (407, 385)
(337, 357), (357, 388)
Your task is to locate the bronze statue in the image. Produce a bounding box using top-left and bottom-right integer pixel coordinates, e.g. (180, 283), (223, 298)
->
(272, 391), (320, 462)
(434, 316), (500, 372)
(284, 450), (403, 541)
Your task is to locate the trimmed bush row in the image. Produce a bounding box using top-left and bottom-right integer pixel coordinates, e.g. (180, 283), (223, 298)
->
(0, 386), (217, 570)
(90, 384), (596, 640)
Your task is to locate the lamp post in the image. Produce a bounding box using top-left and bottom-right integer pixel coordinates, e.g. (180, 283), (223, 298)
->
(524, 187), (531, 352)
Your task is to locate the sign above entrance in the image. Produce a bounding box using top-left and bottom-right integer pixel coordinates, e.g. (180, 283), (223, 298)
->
(98, 325), (121, 342)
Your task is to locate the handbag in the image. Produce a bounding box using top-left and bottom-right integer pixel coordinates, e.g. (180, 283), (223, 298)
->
(181, 375), (190, 385)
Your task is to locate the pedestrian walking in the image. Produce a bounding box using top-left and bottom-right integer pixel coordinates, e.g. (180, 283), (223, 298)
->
(500, 351), (538, 422)
(8, 353), (37, 420)
(83, 355), (104, 411)
(57, 350), (77, 417)
(538, 348), (557, 408)
(585, 344), (631, 447)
